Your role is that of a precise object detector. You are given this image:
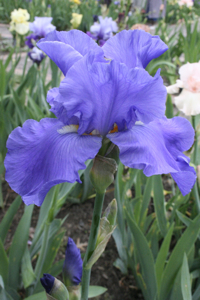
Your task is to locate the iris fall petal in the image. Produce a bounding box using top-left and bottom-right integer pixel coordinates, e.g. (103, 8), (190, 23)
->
(5, 118), (102, 206)
(108, 117), (196, 195)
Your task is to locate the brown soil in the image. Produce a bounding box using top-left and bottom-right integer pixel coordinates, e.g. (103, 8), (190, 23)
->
(0, 181), (144, 300)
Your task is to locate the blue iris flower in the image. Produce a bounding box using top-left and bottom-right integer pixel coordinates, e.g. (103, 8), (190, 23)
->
(4, 29), (196, 206)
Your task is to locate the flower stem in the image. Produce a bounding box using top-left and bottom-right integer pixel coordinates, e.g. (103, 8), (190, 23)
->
(192, 116), (198, 165)
(191, 116), (200, 213)
(33, 221), (50, 292)
(81, 192), (105, 300)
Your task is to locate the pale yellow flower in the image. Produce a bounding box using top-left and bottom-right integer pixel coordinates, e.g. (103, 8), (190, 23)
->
(70, 0), (81, 5)
(70, 13), (83, 29)
(10, 8), (30, 35)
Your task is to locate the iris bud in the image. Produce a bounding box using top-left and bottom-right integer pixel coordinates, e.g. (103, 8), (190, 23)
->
(90, 155), (117, 193)
(63, 238), (83, 288)
(40, 274), (69, 300)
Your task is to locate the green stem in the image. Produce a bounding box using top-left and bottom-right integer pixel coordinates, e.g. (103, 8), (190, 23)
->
(33, 221), (50, 291)
(193, 182), (200, 214)
(191, 116), (200, 213)
(81, 192), (105, 300)
(192, 116), (198, 165)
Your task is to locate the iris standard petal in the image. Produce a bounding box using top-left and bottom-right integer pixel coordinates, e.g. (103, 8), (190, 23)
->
(58, 52), (166, 135)
(63, 237), (83, 286)
(37, 30), (104, 75)
(102, 30), (168, 69)
(107, 117), (195, 195)
(5, 118), (102, 206)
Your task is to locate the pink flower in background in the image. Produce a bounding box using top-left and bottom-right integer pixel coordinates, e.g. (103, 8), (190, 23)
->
(167, 62), (200, 115)
(178, 0), (194, 7)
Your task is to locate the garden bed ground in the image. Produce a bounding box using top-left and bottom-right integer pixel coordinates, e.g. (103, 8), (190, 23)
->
(0, 181), (144, 300)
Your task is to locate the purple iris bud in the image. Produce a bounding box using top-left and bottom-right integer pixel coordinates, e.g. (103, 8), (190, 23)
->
(63, 237), (83, 286)
(40, 274), (55, 293)
(28, 46), (45, 65)
(25, 33), (40, 48)
(29, 17), (56, 38)
(114, 1), (120, 4)
(93, 15), (98, 22)
(87, 16), (118, 45)
(4, 30), (196, 206)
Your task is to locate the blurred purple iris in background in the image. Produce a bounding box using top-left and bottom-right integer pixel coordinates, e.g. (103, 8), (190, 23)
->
(4, 29), (196, 206)
(87, 16), (118, 46)
(26, 17), (56, 48)
(25, 33), (40, 49)
(28, 46), (45, 65)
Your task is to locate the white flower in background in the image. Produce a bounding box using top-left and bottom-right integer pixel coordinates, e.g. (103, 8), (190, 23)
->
(10, 8), (30, 35)
(167, 62), (200, 116)
(178, 0), (194, 7)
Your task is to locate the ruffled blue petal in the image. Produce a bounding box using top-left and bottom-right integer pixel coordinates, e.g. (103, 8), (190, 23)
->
(57, 52), (166, 135)
(5, 118), (102, 206)
(107, 117), (196, 196)
(37, 30), (104, 75)
(171, 158), (196, 196)
(63, 237), (83, 286)
(102, 30), (168, 69)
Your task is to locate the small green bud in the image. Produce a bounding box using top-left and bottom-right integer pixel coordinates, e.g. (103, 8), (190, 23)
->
(90, 155), (117, 193)
(85, 199), (117, 269)
(50, 278), (69, 300)
(102, 198), (117, 226)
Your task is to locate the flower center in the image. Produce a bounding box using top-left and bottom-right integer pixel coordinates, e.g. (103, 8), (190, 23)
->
(58, 124), (119, 135)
